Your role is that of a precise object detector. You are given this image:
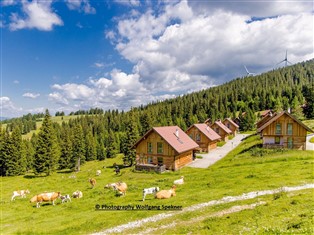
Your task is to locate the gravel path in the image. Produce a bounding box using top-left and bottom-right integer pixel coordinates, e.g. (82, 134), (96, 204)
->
(188, 134), (250, 168)
(306, 134), (314, 151)
(91, 183), (314, 235)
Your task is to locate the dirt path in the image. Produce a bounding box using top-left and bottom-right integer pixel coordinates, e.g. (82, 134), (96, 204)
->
(91, 183), (314, 235)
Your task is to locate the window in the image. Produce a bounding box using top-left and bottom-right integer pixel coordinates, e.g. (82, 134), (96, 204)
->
(275, 123), (281, 135)
(157, 142), (163, 154)
(189, 133), (193, 139)
(227, 123), (230, 128)
(147, 142), (153, 153)
(196, 133), (201, 142)
(287, 137), (293, 149)
(147, 156), (153, 164)
(287, 123), (293, 135)
(157, 157), (163, 165)
(275, 136), (280, 144)
(215, 128), (219, 134)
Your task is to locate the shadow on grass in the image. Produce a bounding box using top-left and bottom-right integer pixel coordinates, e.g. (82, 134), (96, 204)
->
(57, 170), (73, 174)
(238, 143), (263, 154)
(23, 174), (46, 179)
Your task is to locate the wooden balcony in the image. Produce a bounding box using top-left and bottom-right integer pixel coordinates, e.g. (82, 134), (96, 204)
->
(135, 163), (166, 173)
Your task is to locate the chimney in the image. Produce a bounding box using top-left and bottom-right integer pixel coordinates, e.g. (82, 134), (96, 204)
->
(175, 129), (179, 138)
(287, 107), (291, 113)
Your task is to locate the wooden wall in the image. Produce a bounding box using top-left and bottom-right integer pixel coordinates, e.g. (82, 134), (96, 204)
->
(135, 130), (194, 170)
(186, 127), (217, 152)
(261, 114), (308, 150)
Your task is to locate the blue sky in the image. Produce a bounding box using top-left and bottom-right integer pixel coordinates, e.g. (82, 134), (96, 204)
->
(1, 0), (313, 118)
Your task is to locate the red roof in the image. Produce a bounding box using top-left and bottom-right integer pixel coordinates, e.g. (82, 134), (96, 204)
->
(187, 124), (221, 141)
(223, 118), (239, 129)
(134, 126), (199, 154)
(212, 121), (232, 134)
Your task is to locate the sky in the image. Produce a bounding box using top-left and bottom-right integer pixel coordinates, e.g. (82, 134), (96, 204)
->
(0, 0), (313, 118)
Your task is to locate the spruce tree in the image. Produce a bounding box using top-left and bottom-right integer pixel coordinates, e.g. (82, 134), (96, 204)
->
(85, 130), (96, 161)
(33, 109), (60, 176)
(70, 124), (85, 171)
(122, 111), (139, 166)
(58, 126), (73, 169)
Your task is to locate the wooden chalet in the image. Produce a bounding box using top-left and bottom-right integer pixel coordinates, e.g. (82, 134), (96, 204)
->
(257, 111), (313, 150)
(133, 126), (199, 172)
(210, 120), (232, 142)
(186, 124), (221, 152)
(222, 118), (239, 136)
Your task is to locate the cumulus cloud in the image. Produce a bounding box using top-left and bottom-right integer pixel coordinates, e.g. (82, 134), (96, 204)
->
(66, 0), (96, 14)
(1, 0), (17, 6)
(111, 0), (313, 91)
(0, 96), (23, 117)
(23, 92), (40, 99)
(188, 0), (313, 17)
(113, 0), (141, 7)
(9, 0), (63, 31)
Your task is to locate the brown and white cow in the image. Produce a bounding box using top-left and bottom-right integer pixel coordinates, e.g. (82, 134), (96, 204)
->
(11, 189), (30, 201)
(30, 192), (61, 208)
(89, 178), (96, 188)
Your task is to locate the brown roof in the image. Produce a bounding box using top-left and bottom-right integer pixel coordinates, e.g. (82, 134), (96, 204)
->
(211, 121), (232, 134)
(223, 118), (239, 129)
(187, 124), (221, 141)
(259, 109), (272, 117)
(257, 111), (314, 133)
(134, 126), (199, 154)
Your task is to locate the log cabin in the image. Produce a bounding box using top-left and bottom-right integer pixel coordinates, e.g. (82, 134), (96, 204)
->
(257, 111), (313, 150)
(210, 120), (232, 142)
(222, 118), (239, 136)
(133, 126), (199, 172)
(186, 123), (221, 152)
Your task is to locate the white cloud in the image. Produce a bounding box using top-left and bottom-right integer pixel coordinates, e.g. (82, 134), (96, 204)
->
(48, 92), (69, 105)
(9, 0), (63, 31)
(110, 0), (313, 91)
(51, 83), (95, 101)
(13, 80), (19, 84)
(23, 92), (40, 99)
(0, 96), (23, 117)
(1, 0), (16, 6)
(113, 0), (140, 7)
(188, 0), (313, 17)
(66, 0), (96, 14)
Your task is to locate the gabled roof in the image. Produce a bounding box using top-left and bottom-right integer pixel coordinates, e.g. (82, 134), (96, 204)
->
(223, 118), (239, 129)
(186, 123), (221, 141)
(134, 126), (199, 154)
(256, 112), (277, 129)
(211, 121), (232, 134)
(259, 109), (272, 117)
(257, 111), (314, 133)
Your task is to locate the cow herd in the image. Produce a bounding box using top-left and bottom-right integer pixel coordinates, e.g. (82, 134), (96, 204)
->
(10, 171), (185, 208)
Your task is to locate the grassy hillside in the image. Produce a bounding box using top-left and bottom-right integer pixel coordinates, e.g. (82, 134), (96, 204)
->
(1, 134), (313, 234)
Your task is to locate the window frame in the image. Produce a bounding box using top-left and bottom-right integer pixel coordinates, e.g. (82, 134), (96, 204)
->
(157, 142), (163, 154)
(275, 123), (281, 135)
(147, 142), (153, 154)
(287, 123), (293, 135)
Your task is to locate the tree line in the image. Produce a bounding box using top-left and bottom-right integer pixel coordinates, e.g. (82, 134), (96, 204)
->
(0, 59), (313, 176)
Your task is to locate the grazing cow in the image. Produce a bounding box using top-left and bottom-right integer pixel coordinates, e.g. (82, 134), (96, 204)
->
(11, 189), (30, 201)
(155, 185), (176, 199)
(104, 183), (117, 189)
(72, 190), (83, 199)
(96, 170), (101, 176)
(112, 182), (127, 196)
(142, 187), (159, 201)
(89, 178), (96, 188)
(173, 176), (184, 185)
(60, 194), (71, 203)
(30, 192), (61, 208)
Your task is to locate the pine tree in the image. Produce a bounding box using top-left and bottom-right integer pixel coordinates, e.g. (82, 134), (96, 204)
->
(85, 130), (96, 161)
(33, 110), (60, 176)
(96, 136), (106, 161)
(70, 124), (85, 171)
(58, 126), (73, 169)
(122, 111), (139, 166)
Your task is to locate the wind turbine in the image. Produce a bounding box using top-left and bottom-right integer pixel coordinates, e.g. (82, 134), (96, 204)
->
(244, 65), (255, 76)
(276, 50), (292, 67)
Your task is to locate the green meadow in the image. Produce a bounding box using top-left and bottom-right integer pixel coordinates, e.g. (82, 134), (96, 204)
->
(1, 134), (313, 234)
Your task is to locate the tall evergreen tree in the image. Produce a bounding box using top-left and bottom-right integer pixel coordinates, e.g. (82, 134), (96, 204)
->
(85, 130), (96, 161)
(122, 111), (139, 166)
(302, 84), (314, 119)
(70, 124), (85, 171)
(6, 126), (26, 175)
(58, 126), (73, 169)
(33, 110), (60, 176)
